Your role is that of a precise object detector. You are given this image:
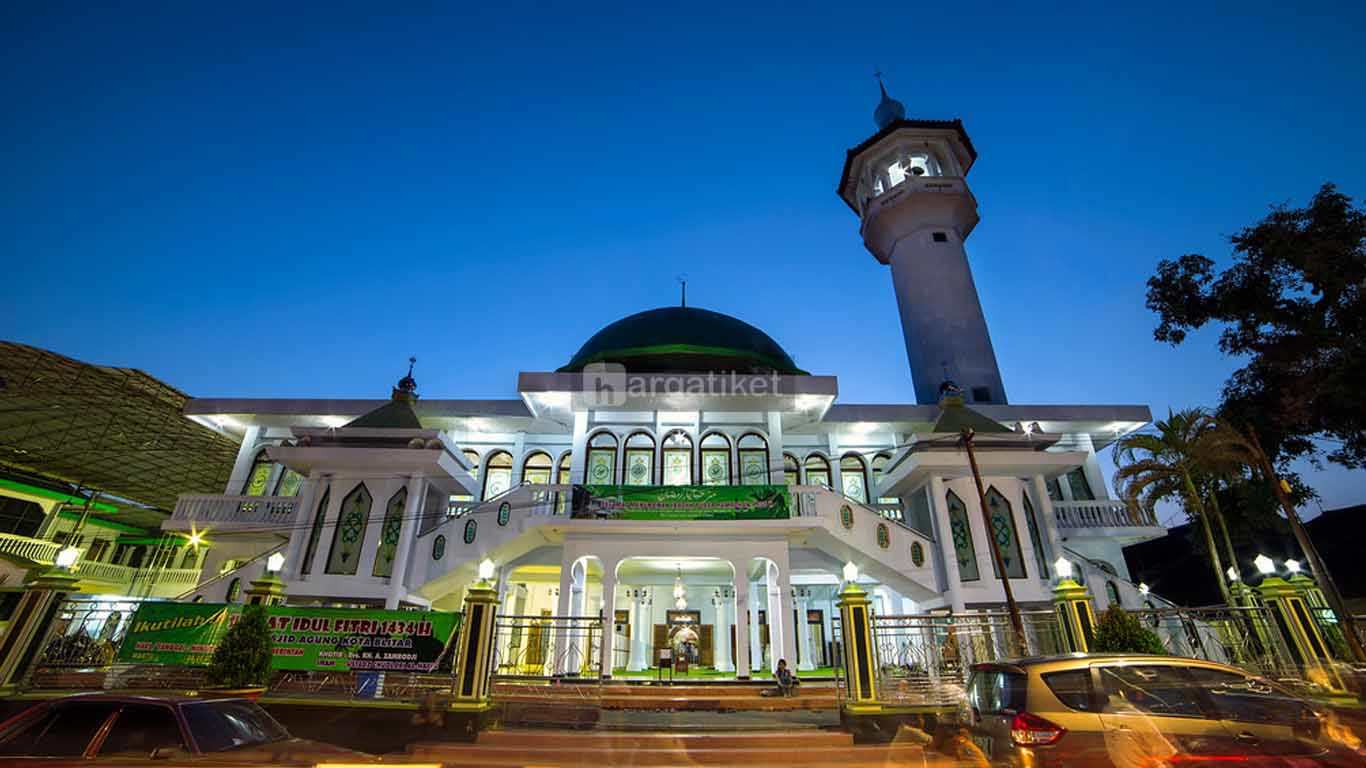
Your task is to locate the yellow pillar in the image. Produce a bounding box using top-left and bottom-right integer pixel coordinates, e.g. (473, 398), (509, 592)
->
(0, 567), (81, 694)
(1256, 576), (1345, 692)
(1052, 578), (1096, 653)
(836, 581), (880, 713)
(244, 574), (287, 606)
(451, 579), (499, 709)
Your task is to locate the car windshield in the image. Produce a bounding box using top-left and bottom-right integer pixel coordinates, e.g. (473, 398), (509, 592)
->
(181, 701), (289, 752)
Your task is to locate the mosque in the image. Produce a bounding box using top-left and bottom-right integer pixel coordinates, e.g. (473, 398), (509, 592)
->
(166, 84), (1160, 678)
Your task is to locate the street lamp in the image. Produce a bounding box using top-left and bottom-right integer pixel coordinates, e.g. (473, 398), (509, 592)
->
(54, 547), (80, 570)
(1284, 559), (1301, 574)
(1226, 566), (1240, 582)
(1054, 556), (1073, 580)
(1254, 554), (1276, 576)
(1138, 582), (1150, 596)
(842, 562), (859, 584)
(265, 552), (285, 574)
(478, 558), (496, 581)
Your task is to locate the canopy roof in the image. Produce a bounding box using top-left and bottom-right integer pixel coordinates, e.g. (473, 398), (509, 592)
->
(561, 306), (807, 375)
(0, 341), (239, 514)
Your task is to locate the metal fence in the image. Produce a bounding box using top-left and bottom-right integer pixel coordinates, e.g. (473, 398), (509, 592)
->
(491, 614), (603, 680)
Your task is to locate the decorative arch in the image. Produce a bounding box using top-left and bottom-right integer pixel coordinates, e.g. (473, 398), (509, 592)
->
(325, 482), (372, 575)
(241, 449), (273, 496)
(177, 546), (198, 570)
(521, 451), (553, 484)
(737, 433), (769, 485)
(481, 450), (514, 500)
(300, 487), (330, 576)
(945, 489), (979, 581)
(623, 431), (656, 486)
(782, 453), (801, 485)
(803, 454), (831, 488)
(840, 453), (869, 503)
(661, 430), (693, 486)
(586, 431), (618, 485)
(372, 486), (407, 578)
(984, 486), (1026, 579)
(699, 432), (731, 486)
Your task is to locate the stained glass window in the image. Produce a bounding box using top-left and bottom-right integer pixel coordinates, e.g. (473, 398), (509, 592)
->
(700, 433), (730, 486)
(841, 455), (869, 503)
(1022, 490), (1049, 578)
(804, 455), (831, 488)
(662, 431), (692, 486)
(325, 483), (371, 575)
(946, 490), (979, 581)
(273, 468), (303, 497)
(521, 452), (553, 485)
(985, 487), (1027, 579)
(738, 434), (768, 485)
(481, 451), (513, 500)
(623, 433), (654, 485)
(783, 454), (800, 485)
(300, 487), (329, 576)
(372, 487), (406, 578)
(1065, 469), (1095, 501)
(555, 452), (572, 513)
(242, 450), (272, 496)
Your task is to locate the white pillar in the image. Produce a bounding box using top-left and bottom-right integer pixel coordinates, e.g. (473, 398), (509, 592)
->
(225, 425), (263, 494)
(569, 411), (589, 483)
(930, 475), (967, 612)
(733, 579), (751, 678)
(551, 557), (575, 675)
(384, 476), (426, 609)
(281, 476), (321, 580)
(599, 559), (619, 678)
(796, 594), (815, 671)
(748, 583), (763, 673)
(627, 590), (646, 671)
(1031, 475), (1066, 578)
(714, 592), (733, 672)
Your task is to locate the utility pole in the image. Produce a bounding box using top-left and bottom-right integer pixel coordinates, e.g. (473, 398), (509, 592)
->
(1247, 428), (1364, 663)
(962, 428), (1026, 656)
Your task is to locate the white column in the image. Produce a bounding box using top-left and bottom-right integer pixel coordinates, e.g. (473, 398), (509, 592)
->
(599, 558), (619, 678)
(733, 579), (751, 678)
(827, 434), (843, 494)
(766, 411), (785, 480)
(796, 593), (815, 671)
(626, 590), (645, 670)
(568, 565), (586, 675)
(569, 411), (589, 483)
(280, 476), (321, 580)
(384, 476), (426, 609)
(714, 592), (733, 672)
(225, 425), (262, 493)
(930, 475), (967, 612)
(1031, 475), (1066, 577)
(748, 584), (763, 673)
(551, 557), (575, 674)
(509, 433), (527, 487)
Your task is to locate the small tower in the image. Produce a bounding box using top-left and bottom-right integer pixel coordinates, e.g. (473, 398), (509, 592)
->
(837, 80), (1007, 405)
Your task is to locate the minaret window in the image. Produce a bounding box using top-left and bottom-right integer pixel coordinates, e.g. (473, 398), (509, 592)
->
(661, 431), (693, 486)
(945, 490), (980, 581)
(738, 433), (769, 485)
(481, 451), (514, 500)
(521, 451), (553, 484)
(700, 433), (731, 486)
(325, 483), (372, 576)
(840, 454), (869, 503)
(300, 487), (329, 576)
(985, 486), (1026, 579)
(623, 432), (655, 485)
(803, 455), (831, 488)
(372, 487), (406, 578)
(586, 432), (618, 485)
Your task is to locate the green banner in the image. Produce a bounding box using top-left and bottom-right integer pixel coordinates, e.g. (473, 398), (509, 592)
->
(117, 603), (460, 672)
(575, 484), (791, 520)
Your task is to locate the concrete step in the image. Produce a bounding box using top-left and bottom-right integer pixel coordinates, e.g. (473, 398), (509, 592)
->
(476, 728), (851, 749)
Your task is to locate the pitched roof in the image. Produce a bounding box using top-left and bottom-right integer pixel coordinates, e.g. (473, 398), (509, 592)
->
(343, 397), (424, 430)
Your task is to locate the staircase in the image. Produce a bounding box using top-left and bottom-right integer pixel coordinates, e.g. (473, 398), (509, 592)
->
(409, 728), (928, 767)
(494, 681), (839, 712)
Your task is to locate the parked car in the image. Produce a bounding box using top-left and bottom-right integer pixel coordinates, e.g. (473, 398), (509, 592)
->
(962, 654), (1364, 767)
(0, 693), (370, 764)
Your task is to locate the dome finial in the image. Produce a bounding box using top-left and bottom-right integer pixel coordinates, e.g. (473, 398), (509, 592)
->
(393, 355), (418, 401)
(677, 274), (687, 308)
(873, 69), (905, 130)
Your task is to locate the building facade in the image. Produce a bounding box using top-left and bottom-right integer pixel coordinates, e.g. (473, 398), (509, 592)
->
(164, 87), (1163, 677)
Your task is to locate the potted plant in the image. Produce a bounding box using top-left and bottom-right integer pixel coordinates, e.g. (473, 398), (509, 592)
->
(1091, 604), (1167, 655)
(205, 604), (273, 699)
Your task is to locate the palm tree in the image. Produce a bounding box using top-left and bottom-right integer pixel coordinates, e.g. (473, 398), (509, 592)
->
(1113, 409), (1256, 606)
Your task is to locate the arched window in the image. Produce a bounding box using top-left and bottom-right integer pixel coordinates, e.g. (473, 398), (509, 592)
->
(555, 452), (572, 513)
(481, 451), (514, 500)
(783, 454), (800, 486)
(298, 488), (328, 577)
(372, 487), (407, 578)
(985, 486), (1026, 579)
(1106, 581), (1122, 607)
(871, 453), (898, 504)
(840, 454), (869, 503)
(273, 467), (303, 497)
(325, 483), (371, 575)
(226, 577), (241, 603)
(945, 490), (979, 581)
(1021, 490), (1049, 578)
(700, 433), (731, 486)
(241, 450), (273, 496)
(661, 431), (693, 486)
(586, 432), (618, 485)
(804, 455), (831, 488)
(177, 547), (198, 570)
(738, 434), (769, 485)
(521, 451), (553, 484)
(623, 432), (655, 486)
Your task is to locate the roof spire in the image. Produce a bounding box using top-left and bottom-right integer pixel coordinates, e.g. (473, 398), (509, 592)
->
(393, 355), (418, 402)
(677, 274), (687, 308)
(873, 70), (905, 130)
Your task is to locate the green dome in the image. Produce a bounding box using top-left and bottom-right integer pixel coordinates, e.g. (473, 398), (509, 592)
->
(561, 307), (806, 375)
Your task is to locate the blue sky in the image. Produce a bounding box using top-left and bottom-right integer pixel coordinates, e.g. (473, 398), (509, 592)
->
(4, 2), (1364, 516)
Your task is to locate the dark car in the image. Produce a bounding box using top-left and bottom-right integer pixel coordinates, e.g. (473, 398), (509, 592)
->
(0, 693), (370, 764)
(962, 654), (1365, 767)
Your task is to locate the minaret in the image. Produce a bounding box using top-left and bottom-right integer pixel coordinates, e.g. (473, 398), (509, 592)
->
(837, 80), (1008, 405)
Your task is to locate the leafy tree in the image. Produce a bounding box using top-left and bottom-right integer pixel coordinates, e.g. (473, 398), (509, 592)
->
(1091, 605), (1167, 655)
(1146, 184), (1366, 468)
(206, 604), (273, 689)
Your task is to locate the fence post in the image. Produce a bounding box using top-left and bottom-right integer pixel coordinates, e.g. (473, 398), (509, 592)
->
(1052, 577), (1096, 653)
(0, 566), (81, 695)
(1256, 575), (1346, 693)
(836, 580), (880, 713)
(452, 579), (500, 709)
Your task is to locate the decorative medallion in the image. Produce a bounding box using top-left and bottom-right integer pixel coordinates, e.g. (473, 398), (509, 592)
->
(432, 535), (446, 560)
(463, 518), (477, 544)
(840, 504), (854, 530)
(911, 541), (925, 567)
(498, 501), (511, 526)
(876, 522), (890, 549)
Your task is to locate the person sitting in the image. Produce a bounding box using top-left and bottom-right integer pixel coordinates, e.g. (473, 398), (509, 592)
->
(762, 658), (798, 697)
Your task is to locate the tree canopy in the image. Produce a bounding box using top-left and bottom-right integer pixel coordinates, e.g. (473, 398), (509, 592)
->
(1146, 184), (1366, 468)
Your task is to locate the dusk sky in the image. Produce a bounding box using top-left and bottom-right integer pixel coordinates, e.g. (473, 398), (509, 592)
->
(4, 2), (1364, 517)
